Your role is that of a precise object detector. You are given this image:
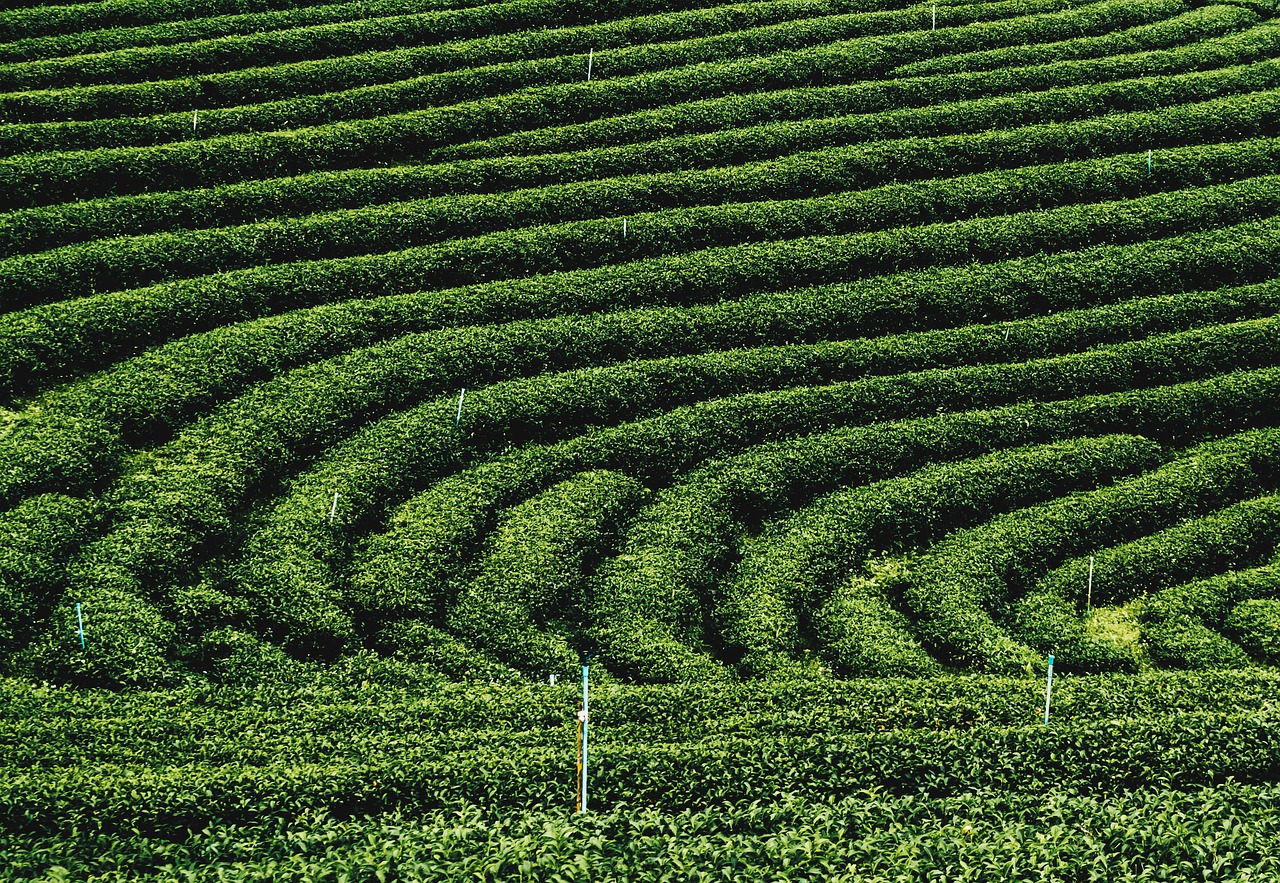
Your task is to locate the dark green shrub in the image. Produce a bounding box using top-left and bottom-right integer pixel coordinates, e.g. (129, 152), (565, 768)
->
(22, 571), (178, 688)
(0, 494), (94, 665)
(449, 470), (646, 678)
(1226, 598), (1280, 663)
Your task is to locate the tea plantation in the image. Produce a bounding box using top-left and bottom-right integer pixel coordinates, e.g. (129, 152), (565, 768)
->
(2, 0), (1280, 878)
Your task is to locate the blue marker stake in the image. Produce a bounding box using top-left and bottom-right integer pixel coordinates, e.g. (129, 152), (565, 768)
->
(76, 603), (85, 649)
(1043, 654), (1055, 725)
(580, 662), (590, 812)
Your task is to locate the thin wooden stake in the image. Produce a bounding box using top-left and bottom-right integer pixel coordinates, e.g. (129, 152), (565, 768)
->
(1086, 555), (1094, 612)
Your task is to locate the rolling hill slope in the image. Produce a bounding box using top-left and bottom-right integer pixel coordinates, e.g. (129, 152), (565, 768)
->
(2, 0), (1280, 691)
(6, 2), (1280, 880)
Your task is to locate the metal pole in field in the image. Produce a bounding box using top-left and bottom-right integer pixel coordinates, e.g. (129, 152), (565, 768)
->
(575, 701), (583, 812)
(1043, 655), (1055, 725)
(587, 48), (593, 81)
(456, 388), (466, 426)
(581, 660), (588, 813)
(583, 660), (591, 813)
(76, 603), (85, 649)
(1086, 555), (1094, 612)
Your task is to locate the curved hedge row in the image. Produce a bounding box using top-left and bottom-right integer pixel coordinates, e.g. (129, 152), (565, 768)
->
(0, 0), (757, 91)
(6, 217), (1274, 526)
(0, 0), (926, 122)
(0, 0), (1183, 155)
(11, 132), (1278, 318)
(344, 326), (1280, 680)
(0, 0), (536, 64)
(239, 310), (1189, 665)
(446, 470), (646, 678)
(4, 11), (1267, 256)
(345, 368), (1280, 635)
(0, 0), (1005, 133)
(592, 317), (1280, 681)
(1140, 563), (1280, 667)
(598, 434), (1163, 682)
(38, 313), (1275, 685)
(5, 166), (1278, 407)
(1018, 496), (1280, 665)
(893, 1), (1261, 76)
(718, 274), (1276, 664)
(901, 427), (1280, 674)
(725, 438), (1169, 679)
(218, 283), (1275, 669)
(0, 0), (1212, 209)
(444, 19), (1275, 161)
(1034, 495), (1280, 605)
(1015, 495), (1280, 669)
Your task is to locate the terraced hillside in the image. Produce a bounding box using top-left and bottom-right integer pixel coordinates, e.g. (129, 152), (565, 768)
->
(3, 0), (1280, 692)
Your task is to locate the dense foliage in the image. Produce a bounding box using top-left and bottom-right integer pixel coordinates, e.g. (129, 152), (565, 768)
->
(3, 0), (1280, 876)
(3, 0), (1280, 681)
(4, 671), (1280, 880)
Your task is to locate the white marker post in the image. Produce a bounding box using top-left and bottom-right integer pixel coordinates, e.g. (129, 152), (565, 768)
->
(1043, 654), (1055, 725)
(1086, 555), (1094, 612)
(455, 388), (466, 426)
(76, 603), (85, 649)
(193, 109), (198, 132)
(587, 48), (593, 81)
(579, 661), (590, 812)
(932, 4), (936, 30)
(329, 492), (339, 524)
(1147, 149), (1152, 174)
(622, 217), (627, 239)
